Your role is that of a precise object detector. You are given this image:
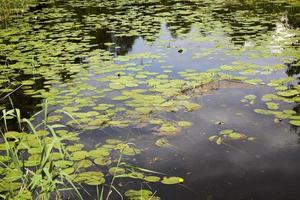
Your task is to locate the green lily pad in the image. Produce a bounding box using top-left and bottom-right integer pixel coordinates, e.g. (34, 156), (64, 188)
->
(108, 167), (126, 175)
(144, 176), (161, 182)
(177, 121), (192, 127)
(123, 172), (144, 179)
(227, 132), (247, 140)
(220, 129), (234, 135)
(53, 160), (74, 168)
(159, 123), (179, 134)
(277, 90), (299, 97)
(289, 120), (300, 126)
(94, 157), (112, 166)
(70, 151), (88, 161)
(88, 148), (110, 158)
(135, 107), (152, 115)
(155, 138), (171, 147)
(105, 139), (123, 145)
(244, 95), (256, 100)
(182, 102), (201, 112)
(125, 189), (160, 200)
(73, 171), (105, 185)
(161, 176), (184, 185)
(66, 144), (84, 152)
(266, 102), (279, 110)
(76, 159), (93, 169)
(121, 147), (141, 156)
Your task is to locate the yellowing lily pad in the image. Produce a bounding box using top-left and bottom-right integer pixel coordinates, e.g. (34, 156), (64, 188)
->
(289, 120), (300, 126)
(177, 121), (192, 127)
(144, 176), (161, 182)
(108, 167), (126, 175)
(159, 124), (179, 134)
(161, 177), (184, 184)
(155, 138), (171, 147)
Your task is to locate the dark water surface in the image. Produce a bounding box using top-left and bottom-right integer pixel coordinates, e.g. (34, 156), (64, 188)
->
(1, 0), (300, 199)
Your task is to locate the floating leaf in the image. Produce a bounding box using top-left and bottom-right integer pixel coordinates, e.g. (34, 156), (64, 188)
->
(277, 90), (299, 97)
(73, 171), (105, 185)
(289, 120), (300, 126)
(155, 138), (171, 147)
(161, 177), (184, 184)
(144, 176), (161, 182)
(227, 132), (247, 140)
(177, 121), (192, 127)
(108, 167), (125, 175)
(105, 139), (123, 145)
(216, 137), (223, 145)
(54, 160), (73, 168)
(182, 102), (201, 112)
(135, 107), (152, 115)
(76, 159), (93, 169)
(121, 147), (141, 156)
(159, 124), (178, 134)
(125, 189), (160, 200)
(88, 148), (110, 158)
(70, 151), (88, 161)
(208, 135), (218, 141)
(220, 129), (234, 135)
(244, 95), (256, 100)
(94, 157), (112, 166)
(266, 102), (279, 110)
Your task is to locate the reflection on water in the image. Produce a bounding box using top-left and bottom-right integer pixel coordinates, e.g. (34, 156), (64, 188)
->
(1, 0), (300, 199)
(128, 88), (300, 200)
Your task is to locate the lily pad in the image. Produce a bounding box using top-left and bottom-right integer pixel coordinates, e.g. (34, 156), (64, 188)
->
(155, 138), (171, 147)
(73, 171), (105, 185)
(161, 176), (184, 185)
(94, 157), (112, 166)
(177, 121), (192, 127)
(125, 189), (160, 200)
(277, 90), (299, 97)
(159, 124), (179, 134)
(144, 176), (161, 182)
(289, 120), (300, 126)
(108, 167), (126, 175)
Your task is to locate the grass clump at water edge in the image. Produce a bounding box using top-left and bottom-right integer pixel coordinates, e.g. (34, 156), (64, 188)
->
(0, 101), (184, 199)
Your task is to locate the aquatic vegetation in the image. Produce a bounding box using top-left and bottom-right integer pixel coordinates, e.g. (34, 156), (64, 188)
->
(209, 129), (254, 145)
(1, 0), (300, 199)
(161, 176), (184, 185)
(266, 102), (279, 110)
(155, 138), (171, 148)
(241, 94), (256, 104)
(125, 189), (160, 200)
(0, 107), (185, 199)
(0, 0), (38, 23)
(159, 123), (179, 135)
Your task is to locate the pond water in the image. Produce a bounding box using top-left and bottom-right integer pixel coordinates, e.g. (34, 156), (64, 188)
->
(1, 0), (300, 199)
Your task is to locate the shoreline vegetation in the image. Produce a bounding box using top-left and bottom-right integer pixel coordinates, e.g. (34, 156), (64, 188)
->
(0, 0), (37, 24)
(0, 104), (184, 199)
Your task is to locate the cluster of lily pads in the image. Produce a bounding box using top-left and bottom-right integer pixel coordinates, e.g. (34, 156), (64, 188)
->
(0, 0), (299, 153)
(239, 75), (300, 126)
(209, 129), (255, 145)
(0, 0), (300, 199)
(0, 126), (184, 199)
(216, 60), (300, 128)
